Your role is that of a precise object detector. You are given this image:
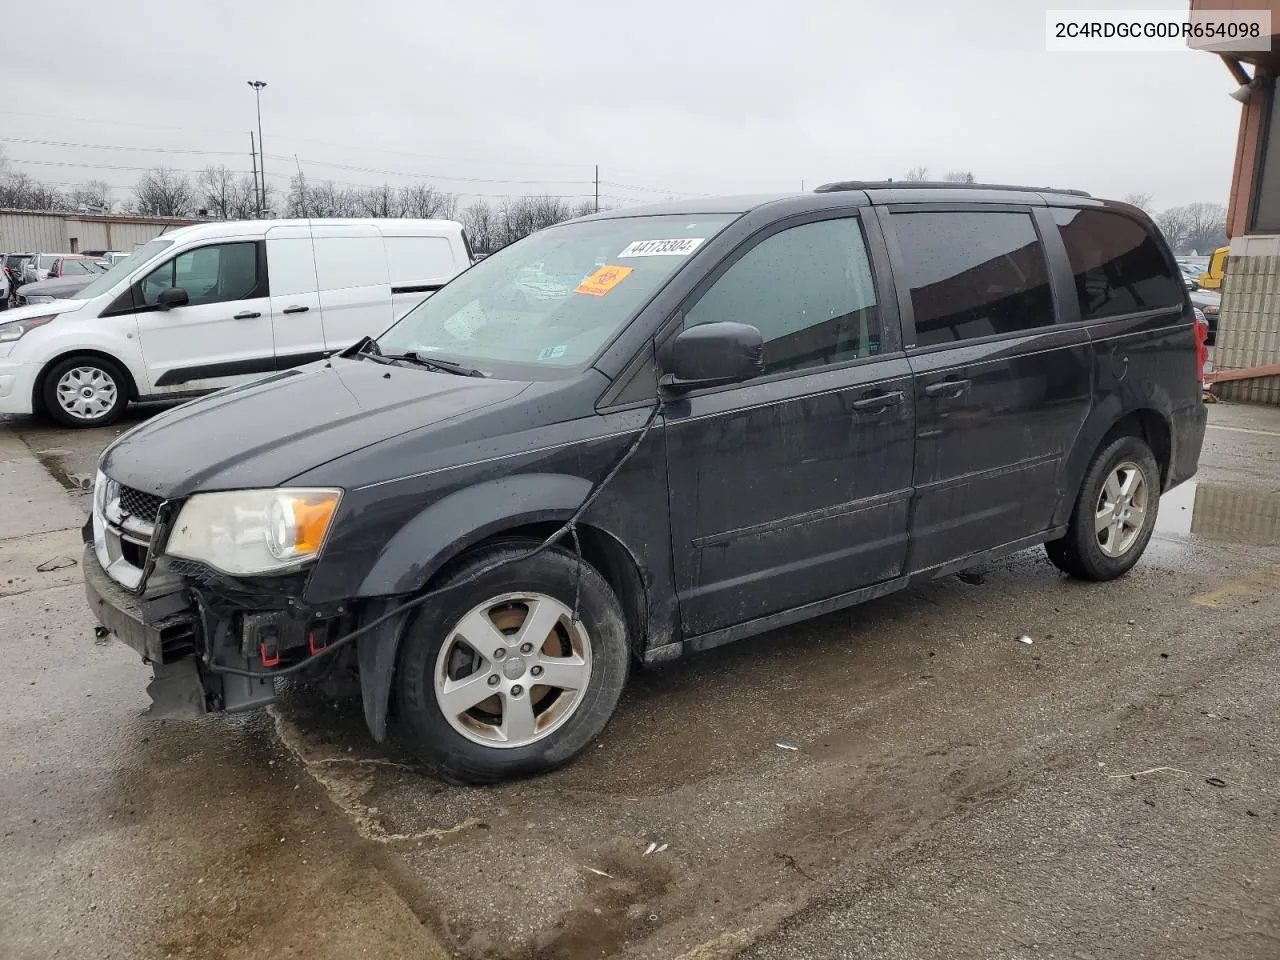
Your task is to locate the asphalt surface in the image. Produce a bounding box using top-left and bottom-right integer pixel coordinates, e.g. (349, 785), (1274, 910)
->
(2, 398), (1278, 960)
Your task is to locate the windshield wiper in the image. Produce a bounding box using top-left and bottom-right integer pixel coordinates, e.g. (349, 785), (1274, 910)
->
(390, 352), (488, 378)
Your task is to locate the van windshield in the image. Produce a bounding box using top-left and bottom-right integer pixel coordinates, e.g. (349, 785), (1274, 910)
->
(378, 214), (735, 372)
(74, 238), (174, 300)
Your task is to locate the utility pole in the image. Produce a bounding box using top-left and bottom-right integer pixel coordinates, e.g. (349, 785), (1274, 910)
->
(248, 80), (268, 216)
(249, 131), (261, 219)
(594, 164), (599, 213)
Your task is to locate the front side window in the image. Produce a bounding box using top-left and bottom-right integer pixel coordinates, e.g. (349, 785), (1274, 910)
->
(380, 214), (735, 373)
(1053, 208), (1183, 321)
(683, 217), (881, 375)
(893, 211), (1055, 347)
(139, 242), (259, 307)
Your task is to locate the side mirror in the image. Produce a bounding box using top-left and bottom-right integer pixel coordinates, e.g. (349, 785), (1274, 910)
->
(157, 287), (190, 310)
(658, 321), (764, 392)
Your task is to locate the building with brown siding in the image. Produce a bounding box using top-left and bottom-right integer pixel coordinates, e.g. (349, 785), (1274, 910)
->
(1190, 0), (1280, 402)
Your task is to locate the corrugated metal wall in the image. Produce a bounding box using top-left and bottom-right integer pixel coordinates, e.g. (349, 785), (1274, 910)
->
(0, 212), (195, 255)
(0, 213), (63, 251)
(1214, 249), (1280, 404)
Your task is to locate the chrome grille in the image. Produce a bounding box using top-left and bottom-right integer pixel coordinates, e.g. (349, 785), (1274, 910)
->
(96, 475), (163, 590)
(118, 486), (163, 525)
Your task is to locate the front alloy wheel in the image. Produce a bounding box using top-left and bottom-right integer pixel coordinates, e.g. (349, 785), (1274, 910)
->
(395, 541), (629, 784)
(435, 592), (593, 748)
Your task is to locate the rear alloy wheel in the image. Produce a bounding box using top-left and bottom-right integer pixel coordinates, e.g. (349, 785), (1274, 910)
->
(395, 541), (629, 784)
(43, 356), (128, 427)
(1045, 435), (1160, 581)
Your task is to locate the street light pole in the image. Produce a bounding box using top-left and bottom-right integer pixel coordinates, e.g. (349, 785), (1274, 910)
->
(247, 80), (268, 216)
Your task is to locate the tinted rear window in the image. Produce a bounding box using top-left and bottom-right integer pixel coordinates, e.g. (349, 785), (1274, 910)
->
(892, 211), (1055, 347)
(1052, 208), (1182, 321)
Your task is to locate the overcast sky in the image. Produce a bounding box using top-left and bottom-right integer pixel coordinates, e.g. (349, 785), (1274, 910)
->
(0, 0), (1245, 212)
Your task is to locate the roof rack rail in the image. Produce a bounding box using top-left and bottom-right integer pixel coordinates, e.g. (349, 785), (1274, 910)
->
(813, 180), (1092, 198)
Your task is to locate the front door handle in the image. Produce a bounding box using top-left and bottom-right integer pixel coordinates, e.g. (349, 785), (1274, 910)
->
(851, 390), (905, 412)
(282, 305), (310, 314)
(233, 310), (262, 320)
(924, 379), (971, 400)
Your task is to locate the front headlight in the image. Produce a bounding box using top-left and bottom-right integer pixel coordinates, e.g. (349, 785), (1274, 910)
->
(24, 296), (55, 305)
(0, 314), (55, 342)
(165, 488), (342, 576)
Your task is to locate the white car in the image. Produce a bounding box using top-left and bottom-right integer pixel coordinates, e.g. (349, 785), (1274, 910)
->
(0, 218), (473, 427)
(0, 266), (9, 311)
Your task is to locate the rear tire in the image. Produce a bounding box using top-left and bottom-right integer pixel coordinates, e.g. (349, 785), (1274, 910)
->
(1045, 435), (1160, 581)
(41, 355), (129, 428)
(394, 540), (630, 784)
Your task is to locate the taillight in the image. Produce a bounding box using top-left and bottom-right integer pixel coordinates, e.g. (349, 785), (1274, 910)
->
(1193, 308), (1209, 388)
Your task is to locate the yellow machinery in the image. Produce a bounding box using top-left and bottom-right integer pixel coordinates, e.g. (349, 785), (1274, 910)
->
(1198, 246), (1230, 290)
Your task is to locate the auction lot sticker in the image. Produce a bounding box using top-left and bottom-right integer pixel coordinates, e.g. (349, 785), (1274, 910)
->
(575, 265), (634, 297)
(618, 238), (705, 257)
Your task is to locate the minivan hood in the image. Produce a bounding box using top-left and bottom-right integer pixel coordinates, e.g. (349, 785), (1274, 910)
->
(100, 358), (531, 496)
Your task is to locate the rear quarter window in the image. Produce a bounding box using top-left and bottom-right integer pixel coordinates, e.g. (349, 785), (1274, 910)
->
(1053, 208), (1183, 321)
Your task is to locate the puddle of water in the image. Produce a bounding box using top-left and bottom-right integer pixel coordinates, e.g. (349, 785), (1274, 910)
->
(1156, 480), (1280, 547)
(31, 450), (94, 496)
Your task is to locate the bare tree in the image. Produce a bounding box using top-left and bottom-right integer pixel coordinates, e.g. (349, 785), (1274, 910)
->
(197, 165), (237, 219)
(944, 170), (976, 183)
(287, 175), (355, 218)
(0, 172), (66, 210)
(903, 166), (930, 182)
(1122, 192), (1154, 214)
(68, 179), (113, 213)
(132, 167), (197, 217)
(1155, 206), (1192, 252)
(399, 182), (458, 220)
(461, 200), (496, 253)
(1181, 202), (1228, 254)
(354, 183), (399, 218)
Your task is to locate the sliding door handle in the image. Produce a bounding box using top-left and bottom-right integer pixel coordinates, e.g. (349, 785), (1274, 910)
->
(851, 390), (905, 412)
(924, 379), (970, 399)
(282, 305), (310, 314)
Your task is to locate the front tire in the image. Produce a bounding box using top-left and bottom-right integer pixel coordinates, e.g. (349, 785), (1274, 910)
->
(394, 541), (630, 784)
(42, 355), (129, 428)
(1045, 435), (1160, 581)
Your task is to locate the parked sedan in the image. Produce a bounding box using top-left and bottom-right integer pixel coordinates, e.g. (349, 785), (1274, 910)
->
(16, 273), (102, 305)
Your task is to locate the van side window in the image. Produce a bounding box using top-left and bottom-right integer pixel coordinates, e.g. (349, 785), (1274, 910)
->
(892, 211), (1055, 347)
(1052, 208), (1183, 321)
(683, 217), (881, 375)
(140, 242), (261, 307)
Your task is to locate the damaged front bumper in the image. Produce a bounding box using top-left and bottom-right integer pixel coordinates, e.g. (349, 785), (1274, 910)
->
(82, 542), (322, 717)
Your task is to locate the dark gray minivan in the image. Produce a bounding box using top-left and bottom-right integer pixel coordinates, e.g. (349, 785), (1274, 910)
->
(84, 182), (1208, 783)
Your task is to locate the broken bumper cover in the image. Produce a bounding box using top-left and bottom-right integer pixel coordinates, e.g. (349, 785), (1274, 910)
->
(82, 543), (201, 664)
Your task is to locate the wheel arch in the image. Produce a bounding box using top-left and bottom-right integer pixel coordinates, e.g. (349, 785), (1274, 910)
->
(351, 474), (652, 742)
(1052, 401), (1174, 528)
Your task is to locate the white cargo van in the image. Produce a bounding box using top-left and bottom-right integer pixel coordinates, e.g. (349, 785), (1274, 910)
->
(0, 218), (472, 426)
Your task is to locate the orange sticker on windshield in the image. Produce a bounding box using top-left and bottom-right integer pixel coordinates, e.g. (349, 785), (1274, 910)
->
(575, 264), (633, 297)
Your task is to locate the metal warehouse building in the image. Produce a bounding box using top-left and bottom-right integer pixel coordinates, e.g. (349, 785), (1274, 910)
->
(0, 209), (199, 255)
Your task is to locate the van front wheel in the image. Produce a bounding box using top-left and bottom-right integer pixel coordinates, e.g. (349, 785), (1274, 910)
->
(42, 356), (129, 428)
(394, 541), (630, 784)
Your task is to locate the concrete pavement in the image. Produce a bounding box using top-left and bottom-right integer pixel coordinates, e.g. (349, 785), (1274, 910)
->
(1, 400), (1278, 959)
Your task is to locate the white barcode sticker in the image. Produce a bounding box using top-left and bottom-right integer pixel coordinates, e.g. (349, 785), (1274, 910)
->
(617, 238), (705, 258)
